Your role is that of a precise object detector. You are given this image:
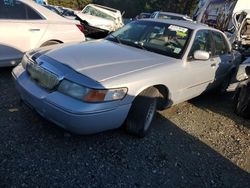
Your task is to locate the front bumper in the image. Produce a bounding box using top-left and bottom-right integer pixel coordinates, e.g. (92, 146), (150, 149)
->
(12, 65), (131, 134)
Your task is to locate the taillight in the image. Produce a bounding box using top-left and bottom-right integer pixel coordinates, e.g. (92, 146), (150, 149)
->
(76, 24), (84, 33)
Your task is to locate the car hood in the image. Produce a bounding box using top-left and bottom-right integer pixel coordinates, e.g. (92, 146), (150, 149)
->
(41, 40), (172, 83)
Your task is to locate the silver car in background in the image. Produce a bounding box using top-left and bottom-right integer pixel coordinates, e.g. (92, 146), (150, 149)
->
(150, 11), (193, 21)
(13, 19), (236, 137)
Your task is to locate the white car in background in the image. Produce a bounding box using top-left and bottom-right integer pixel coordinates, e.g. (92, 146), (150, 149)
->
(0, 0), (85, 67)
(76, 4), (124, 32)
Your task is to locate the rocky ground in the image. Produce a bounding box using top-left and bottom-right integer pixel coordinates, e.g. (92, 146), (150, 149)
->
(0, 67), (249, 187)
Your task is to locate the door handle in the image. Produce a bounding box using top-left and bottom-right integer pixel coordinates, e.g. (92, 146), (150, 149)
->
(29, 29), (40, 32)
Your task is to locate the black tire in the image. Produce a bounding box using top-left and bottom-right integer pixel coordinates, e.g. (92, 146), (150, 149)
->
(125, 87), (159, 138)
(40, 41), (60, 47)
(234, 85), (250, 118)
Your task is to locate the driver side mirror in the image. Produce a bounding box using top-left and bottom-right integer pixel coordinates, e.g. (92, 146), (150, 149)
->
(193, 50), (210, 61)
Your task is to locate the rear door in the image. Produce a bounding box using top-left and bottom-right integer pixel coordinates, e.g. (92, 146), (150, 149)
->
(210, 31), (233, 85)
(0, 0), (47, 65)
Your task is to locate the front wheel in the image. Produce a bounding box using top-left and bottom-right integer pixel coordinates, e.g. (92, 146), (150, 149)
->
(125, 87), (159, 138)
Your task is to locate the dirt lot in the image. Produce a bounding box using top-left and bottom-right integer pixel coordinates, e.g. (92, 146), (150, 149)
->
(0, 67), (249, 187)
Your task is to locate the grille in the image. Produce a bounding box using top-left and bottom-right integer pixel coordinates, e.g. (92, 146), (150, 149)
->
(27, 63), (60, 90)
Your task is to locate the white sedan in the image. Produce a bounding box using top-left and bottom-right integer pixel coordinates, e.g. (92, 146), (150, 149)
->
(0, 0), (85, 67)
(13, 19), (236, 137)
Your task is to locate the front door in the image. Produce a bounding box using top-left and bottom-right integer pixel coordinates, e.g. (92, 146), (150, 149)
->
(179, 30), (216, 101)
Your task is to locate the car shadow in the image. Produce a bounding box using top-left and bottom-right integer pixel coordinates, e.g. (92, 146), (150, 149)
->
(1, 67), (249, 187)
(190, 91), (250, 130)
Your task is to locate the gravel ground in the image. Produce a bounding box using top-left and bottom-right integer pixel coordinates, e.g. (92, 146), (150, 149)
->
(0, 67), (249, 187)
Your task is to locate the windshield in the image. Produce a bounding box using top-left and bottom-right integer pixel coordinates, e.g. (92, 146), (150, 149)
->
(82, 5), (115, 21)
(106, 20), (192, 59)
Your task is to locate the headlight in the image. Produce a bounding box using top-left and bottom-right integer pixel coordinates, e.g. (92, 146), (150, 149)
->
(58, 80), (127, 102)
(21, 55), (33, 69)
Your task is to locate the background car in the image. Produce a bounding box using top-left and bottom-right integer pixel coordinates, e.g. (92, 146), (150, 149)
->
(0, 0), (85, 67)
(75, 3), (124, 38)
(13, 19), (235, 137)
(150, 11), (193, 21)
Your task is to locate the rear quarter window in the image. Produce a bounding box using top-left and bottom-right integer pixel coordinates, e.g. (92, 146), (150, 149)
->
(26, 5), (43, 20)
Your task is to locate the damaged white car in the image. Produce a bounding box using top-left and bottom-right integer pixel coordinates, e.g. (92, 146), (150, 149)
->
(231, 10), (250, 47)
(75, 4), (124, 38)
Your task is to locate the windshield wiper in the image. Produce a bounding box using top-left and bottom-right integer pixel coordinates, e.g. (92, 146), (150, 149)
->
(109, 34), (122, 44)
(134, 41), (148, 51)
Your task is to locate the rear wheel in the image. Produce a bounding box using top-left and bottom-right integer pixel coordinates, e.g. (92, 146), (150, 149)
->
(234, 85), (250, 118)
(125, 87), (159, 138)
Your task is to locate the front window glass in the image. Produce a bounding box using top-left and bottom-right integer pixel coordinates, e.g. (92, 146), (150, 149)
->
(189, 30), (212, 57)
(106, 20), (192, 59)
(82, 5), (115, 21)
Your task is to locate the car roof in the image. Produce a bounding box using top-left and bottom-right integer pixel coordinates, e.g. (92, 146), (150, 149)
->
(154, 11), (189, 18)
(141, 18), (217, 31)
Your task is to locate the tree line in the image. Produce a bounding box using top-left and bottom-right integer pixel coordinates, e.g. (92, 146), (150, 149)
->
(48, 0), (199, 18)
